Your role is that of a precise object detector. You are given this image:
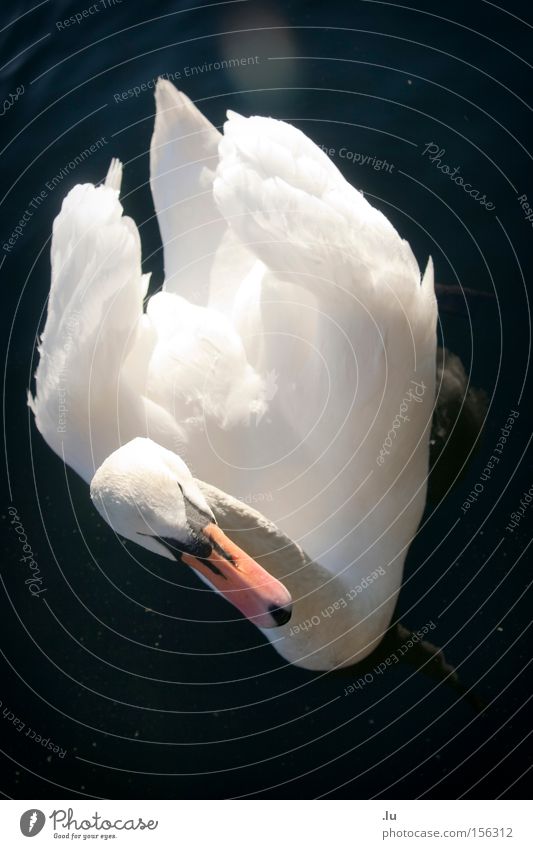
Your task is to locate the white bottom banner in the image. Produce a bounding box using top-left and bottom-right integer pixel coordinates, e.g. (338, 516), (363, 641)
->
(0, 800), (530, 848)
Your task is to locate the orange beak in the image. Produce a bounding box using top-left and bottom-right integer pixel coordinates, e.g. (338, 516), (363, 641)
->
(182, 523), (292, 628)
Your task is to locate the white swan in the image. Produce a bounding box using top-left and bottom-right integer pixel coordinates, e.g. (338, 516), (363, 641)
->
(30, 80), (437, 671)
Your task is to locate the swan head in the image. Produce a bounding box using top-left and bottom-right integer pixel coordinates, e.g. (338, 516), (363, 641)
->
(90, 437), (292, 629)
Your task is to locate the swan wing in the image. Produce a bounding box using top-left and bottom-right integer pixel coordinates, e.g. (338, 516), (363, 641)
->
(30, 160), (180, 482)
(213, 108), (437, 437)
(150, 81), (262, 316)
(150, 81), (227, 304)
(214, 111), (435, 316)
(212, 110), (437, 580)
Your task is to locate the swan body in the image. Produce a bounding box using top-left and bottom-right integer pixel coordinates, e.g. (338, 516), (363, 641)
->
(30, 80), (437, 670)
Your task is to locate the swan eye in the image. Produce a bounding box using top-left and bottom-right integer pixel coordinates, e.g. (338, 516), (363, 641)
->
(136, 483), (215, 563)
(137, 530), (228, 581)
(161, 532), (213, 560)
(136, 529), (213, 562)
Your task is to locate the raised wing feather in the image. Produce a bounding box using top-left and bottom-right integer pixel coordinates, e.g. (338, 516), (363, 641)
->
(214, 111), (425, 312)
(30, 161), (181, 482)
(149, 81), (226, 304)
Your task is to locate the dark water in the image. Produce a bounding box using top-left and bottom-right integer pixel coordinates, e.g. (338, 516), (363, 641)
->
(1, 0), (532, 799)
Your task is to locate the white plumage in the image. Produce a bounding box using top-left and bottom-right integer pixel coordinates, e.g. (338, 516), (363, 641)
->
(30, 79), (437, 670)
